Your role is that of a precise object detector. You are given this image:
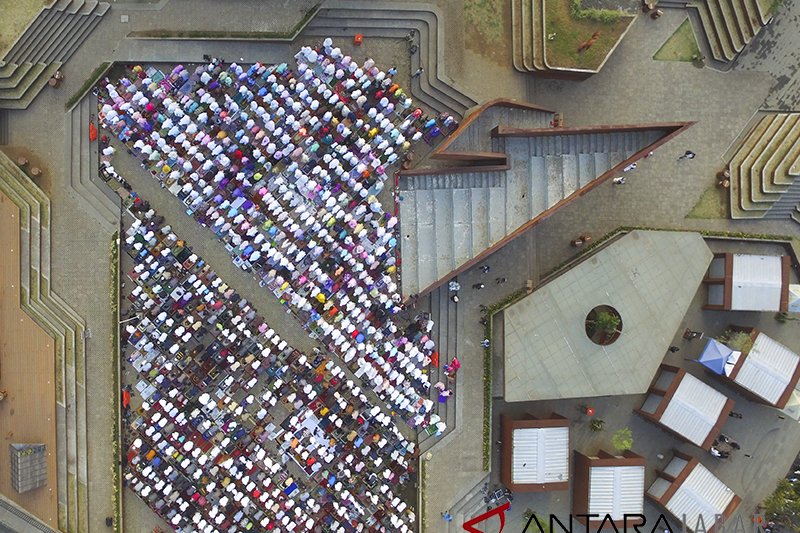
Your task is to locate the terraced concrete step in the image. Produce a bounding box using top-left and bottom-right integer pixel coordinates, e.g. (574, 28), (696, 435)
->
(520, 0), (534, 71)
(758, 115), (800, 195)
(3, 10), (51, 64)
(0, 62), (33, 90)
(690, 2), (728, 62)
(0, 111), (8, 145)
(511, 0), (526, 72)
(13, 9), (72, 66)
(64, 95), (119, 226)
(47, 4), (110, 65)
(312, 5), (476, 109)
(703, 0), (739, 59)
(0, 62), (21, 80)
(738, 114), (786, 212)
(748, 114), (797, 203)
(304, 24), (466, 117)
(0, 62), (48, 100)
(0, 63), (61, 110)
(532, 0), (546, 70)
(717, 0), (747, 51)
(728, 115), (774, 215)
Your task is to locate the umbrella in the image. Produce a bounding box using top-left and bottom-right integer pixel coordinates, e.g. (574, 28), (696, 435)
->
(696, 338), (732, 375)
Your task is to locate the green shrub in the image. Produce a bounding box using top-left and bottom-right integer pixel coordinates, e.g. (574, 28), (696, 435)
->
(612, 427), (633, 452)
(719, 330), (753, 353)
(570, 0), (623, 23)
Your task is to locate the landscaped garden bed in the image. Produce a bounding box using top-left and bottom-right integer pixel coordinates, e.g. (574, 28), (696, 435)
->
(544, 0), (634, 70)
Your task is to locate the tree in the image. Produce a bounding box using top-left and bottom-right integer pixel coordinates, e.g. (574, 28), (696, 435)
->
(594, 310), (621, 335)
(718, 330), (753, 353)
(612, 427), (633, 452)
(763, 479), (800, 530)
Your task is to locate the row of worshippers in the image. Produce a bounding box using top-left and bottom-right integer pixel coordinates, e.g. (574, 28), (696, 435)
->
(122, 211), (418, 532)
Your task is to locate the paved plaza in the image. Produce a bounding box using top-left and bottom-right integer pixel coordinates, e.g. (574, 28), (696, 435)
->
(0, 0), (800, 532)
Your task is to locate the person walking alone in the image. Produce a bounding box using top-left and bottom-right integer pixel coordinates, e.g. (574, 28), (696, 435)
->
(612, 176), (626, 185)
(678, 150), (696, 160)
(412, 67), (424, 78)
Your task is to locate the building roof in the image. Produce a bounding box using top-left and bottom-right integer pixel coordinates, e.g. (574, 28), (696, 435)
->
(503, 230), (713, 401)
(731, 254), (783, 311)
(397, 103), (692, 297)
(511, 426), (569, 485)
(734, 333), (800, 405)
(664, 462), (737, 533)
(588, 464), (645, 520)
(660, 373), (729, 447)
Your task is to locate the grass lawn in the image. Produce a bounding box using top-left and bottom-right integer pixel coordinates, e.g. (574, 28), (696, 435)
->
(687, 185), (729, 218)
(0, 0), (53, 58)
(544, 0), (633, 70)
(653, 18), (701, 61)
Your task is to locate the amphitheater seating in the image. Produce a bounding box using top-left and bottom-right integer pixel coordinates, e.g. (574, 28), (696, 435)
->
(729, 113), (800, 222)
(678, 0), (772, 63)
(0, 0), (110, 109)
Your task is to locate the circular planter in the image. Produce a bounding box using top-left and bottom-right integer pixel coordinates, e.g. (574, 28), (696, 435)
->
(585, 305), (623, 346)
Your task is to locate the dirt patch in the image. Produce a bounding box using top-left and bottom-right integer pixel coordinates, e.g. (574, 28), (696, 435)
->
(686, 184), (729, 219)
(464, 0), (511, 65)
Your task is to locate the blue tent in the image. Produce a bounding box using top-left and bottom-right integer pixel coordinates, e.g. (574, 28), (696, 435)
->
(697, 339), (733, 375)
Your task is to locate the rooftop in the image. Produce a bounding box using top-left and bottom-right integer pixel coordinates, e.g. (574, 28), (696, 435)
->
(503, 230), (713, 401)
(733, 332), (800, 407)
(731, 254), (786, 311)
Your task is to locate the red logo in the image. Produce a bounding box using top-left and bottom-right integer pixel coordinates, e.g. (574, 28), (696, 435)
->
(462, 501), (511, 533)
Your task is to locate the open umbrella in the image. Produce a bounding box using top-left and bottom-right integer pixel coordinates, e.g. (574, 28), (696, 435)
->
(696, 338), (732, 375)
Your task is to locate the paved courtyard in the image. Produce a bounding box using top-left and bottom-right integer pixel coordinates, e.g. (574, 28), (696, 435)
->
(0, 0), (800, 531)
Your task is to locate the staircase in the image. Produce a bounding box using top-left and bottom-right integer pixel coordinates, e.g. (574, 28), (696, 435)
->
(661, 0), (772, 64)
(417, 285), (459, 451)
(728, 112), (800, 222)
(64, 93), (121, 230)
(399, 124), (672, 296)
(0, 150), (89, 533)
(302, 1), (477, 119)
(0, 110), (8, 145)
(512, 0), (547, 73)
(446, 105), (553, 153)
(445, 474), (492, 533)
(0, 0), (110, 109)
